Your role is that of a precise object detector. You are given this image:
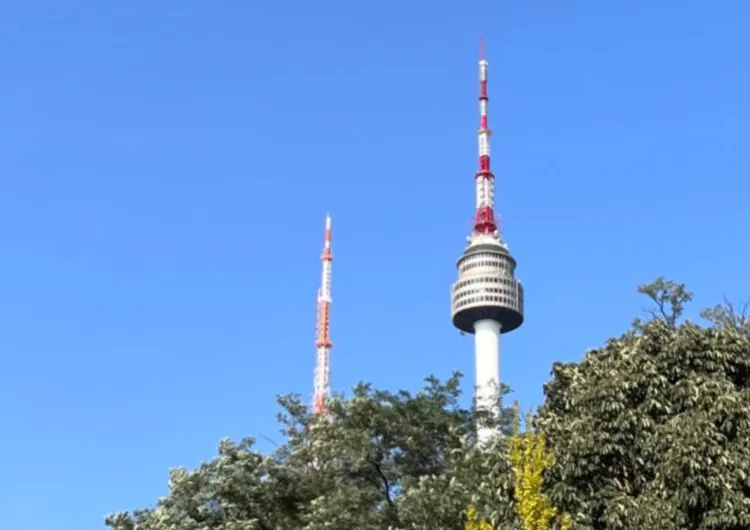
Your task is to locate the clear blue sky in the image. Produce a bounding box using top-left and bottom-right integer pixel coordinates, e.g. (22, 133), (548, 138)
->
(1, 1), (748, 527)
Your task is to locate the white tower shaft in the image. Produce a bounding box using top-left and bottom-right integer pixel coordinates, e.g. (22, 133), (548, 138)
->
(474, 319), (502, 445)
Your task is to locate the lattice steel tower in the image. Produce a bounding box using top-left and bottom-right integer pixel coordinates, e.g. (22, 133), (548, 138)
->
(313, 214), (333, 415)
(450, 40), (524, 445)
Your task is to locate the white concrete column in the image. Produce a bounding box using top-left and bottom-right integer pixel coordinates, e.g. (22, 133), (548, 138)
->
(474, 318), (502, 445)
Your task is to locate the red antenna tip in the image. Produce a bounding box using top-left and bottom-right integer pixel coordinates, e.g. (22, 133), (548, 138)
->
(479, 35), (486, 59)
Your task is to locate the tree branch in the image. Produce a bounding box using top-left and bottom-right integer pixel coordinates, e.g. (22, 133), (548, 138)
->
(370, 459), (394, 507)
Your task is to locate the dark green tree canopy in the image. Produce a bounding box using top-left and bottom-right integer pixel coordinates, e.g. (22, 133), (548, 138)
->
(538, 279), (750, 529)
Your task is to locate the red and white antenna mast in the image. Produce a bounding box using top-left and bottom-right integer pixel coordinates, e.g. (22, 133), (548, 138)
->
(313, 214), (333, 415)
(473, 35), (499, 238)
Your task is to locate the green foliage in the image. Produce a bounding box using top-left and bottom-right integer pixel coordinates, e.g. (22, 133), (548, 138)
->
(107, 278), (750, 530)
(105, 437), (305, 530)
(398, 431), (516, 530)
(701, 297), (750, 339)
(466, 505), (494, 530)
(538, 279), (750, 529)
(636, 276), (693, 328)
(107, 374), (519, 530)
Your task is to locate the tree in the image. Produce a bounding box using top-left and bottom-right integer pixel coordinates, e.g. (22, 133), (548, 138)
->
(106, 374), (520, 530)
(537, 278), (750, 529)
(701, 296), (750, 339)
(464, 405), (571, 530)
(508, 407), (571, 530)
(105, 437), (308, 530)
(636, 276), (692, 328)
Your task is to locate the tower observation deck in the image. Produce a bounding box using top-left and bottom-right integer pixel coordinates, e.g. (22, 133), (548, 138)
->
(450, 41), (524, 445)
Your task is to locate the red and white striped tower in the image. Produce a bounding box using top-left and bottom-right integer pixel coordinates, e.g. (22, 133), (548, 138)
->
(313, 214), (333, 415)
(451, 39), (525, 446)
(474, 36), (498, 237)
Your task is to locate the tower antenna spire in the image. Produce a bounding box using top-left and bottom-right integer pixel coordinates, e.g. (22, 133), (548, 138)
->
(474, 36), (497, 236)
(313, 214), (333, 415)
(451, 40), (525, 446)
